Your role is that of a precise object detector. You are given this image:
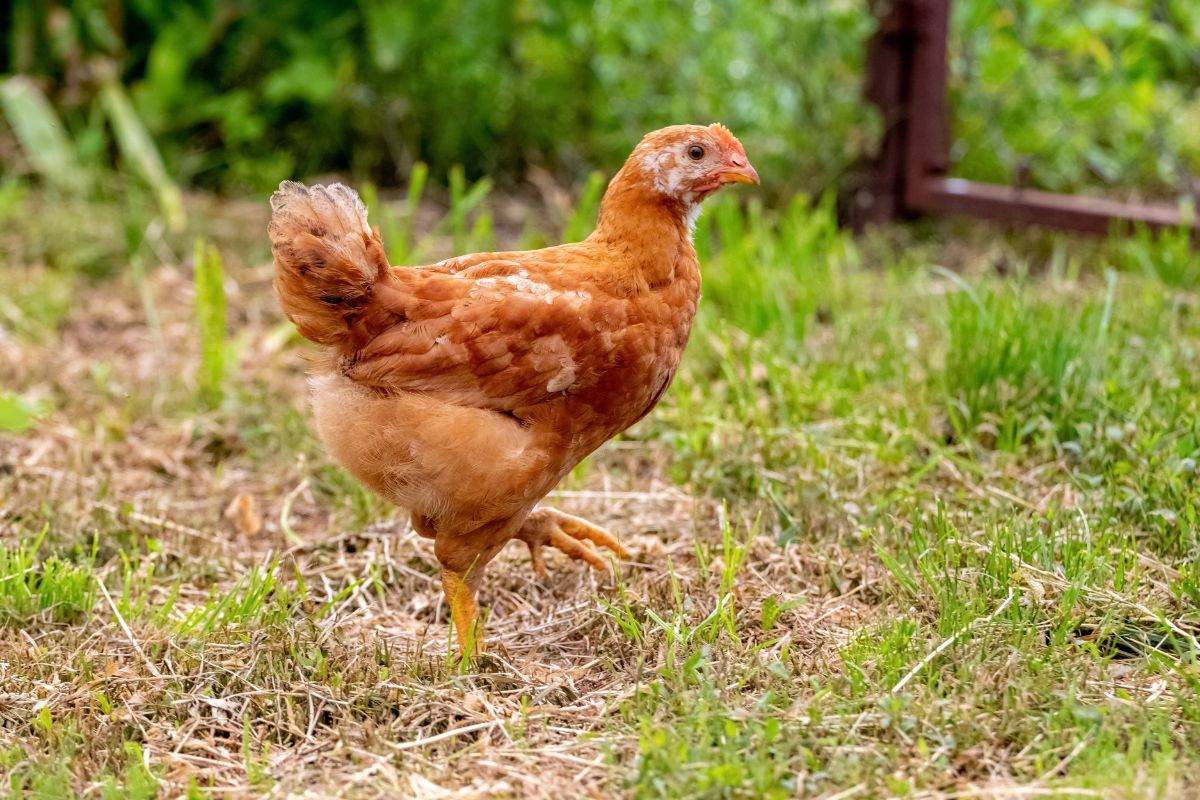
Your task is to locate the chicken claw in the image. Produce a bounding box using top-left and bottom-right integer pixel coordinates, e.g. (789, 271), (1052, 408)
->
(517, 508), (630, 575)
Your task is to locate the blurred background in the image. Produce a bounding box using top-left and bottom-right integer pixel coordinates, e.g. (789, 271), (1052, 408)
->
(2, 0), (1199, 205)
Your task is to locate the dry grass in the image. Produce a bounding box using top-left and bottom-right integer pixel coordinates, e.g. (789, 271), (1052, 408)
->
(2, 191), (1198, 798)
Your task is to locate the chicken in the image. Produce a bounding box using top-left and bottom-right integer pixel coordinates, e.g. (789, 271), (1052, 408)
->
(269, 124), (758, 654)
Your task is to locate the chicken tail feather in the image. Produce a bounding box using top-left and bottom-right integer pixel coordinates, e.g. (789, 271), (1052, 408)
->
(269, 181), (391, 349)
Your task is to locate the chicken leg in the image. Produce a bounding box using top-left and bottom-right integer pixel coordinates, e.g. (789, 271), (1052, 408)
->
(430, 510), (625, 655)
(441, 569), (483, 655)
(435, 536), (504, 656)
(517, 508), (629, 575)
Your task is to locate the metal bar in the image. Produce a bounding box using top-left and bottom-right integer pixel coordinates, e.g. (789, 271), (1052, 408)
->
(918, 177), (1193, 234)
(857, 0), (917, 225)
(901, 0), (951, 211)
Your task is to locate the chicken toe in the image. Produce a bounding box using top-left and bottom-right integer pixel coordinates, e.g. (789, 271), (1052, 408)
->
(517, 508), (628, 575)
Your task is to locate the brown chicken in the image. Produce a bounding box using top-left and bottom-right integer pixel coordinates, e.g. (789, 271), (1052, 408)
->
(269, 124), (758, 653)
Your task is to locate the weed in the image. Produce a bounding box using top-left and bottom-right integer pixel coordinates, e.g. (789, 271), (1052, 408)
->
(193, 239), (228, 410)
(0, 527), (95, 623)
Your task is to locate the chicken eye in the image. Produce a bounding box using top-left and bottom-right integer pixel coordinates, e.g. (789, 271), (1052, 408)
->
(687, 145), (705, 161)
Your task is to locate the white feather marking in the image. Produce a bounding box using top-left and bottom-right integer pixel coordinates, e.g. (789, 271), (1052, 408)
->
(547, 354), (577, 393)
(504, 274), (552, 295)
(684, 203), (702, 236)
(643, 150), (688, 196)
(642, 145), (709, 238)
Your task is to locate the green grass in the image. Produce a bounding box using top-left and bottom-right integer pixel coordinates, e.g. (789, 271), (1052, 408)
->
(193, 238), (228, 410)
(0, 186), (1198, 798)
(939, 272), (1117, 449)
(0, 527), (95, 623)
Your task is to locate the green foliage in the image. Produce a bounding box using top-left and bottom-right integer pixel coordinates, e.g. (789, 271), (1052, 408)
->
(759, 594), (805, 632)
(0, 390), (52, 432)
(103, 742), (159, 800)
(5, 1), (1199, 202)
(447, 165), (494, 253)
(175, 561), (300, 640)
(1113, 221), (1200, 287)
(3, 732), (161, 800)
(0, 76), (84, 191)
(99, 79), (184, 231)
(657, 194), (882, 497)
(563, 171), (607, 242)
(940, 271), (1116, 449)
(631, 683), (798, 799)
(361, 164), (502, 265)
(951, 0), (1200, 197)
(1, 0), (875, 194)
(698, 192), (854, 343)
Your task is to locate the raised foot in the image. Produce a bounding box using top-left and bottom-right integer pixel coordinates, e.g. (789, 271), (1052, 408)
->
(517, 508), (629, 575)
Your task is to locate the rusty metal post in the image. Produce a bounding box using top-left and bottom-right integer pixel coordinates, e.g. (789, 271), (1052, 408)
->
(900, 0), (950, 212)
(857, 0), (916, 224)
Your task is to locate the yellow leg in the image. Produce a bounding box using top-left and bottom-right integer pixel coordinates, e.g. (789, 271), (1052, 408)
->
(442, 570), (481, 655)
(434, 527), (508, 657)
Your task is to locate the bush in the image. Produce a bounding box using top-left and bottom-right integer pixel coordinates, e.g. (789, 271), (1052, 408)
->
(3, 1), (1198, 200)
(951, 0), (1200, 197)
(0, 0), (875, 193)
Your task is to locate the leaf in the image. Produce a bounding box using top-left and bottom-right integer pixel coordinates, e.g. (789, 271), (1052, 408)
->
(0, 76), (85, 191)
(193, 239), (227, 409)
(760, 594), (807, 631)
(100, 80), (185, 232)
(0, 391), (51, 433)
(1086, 36), (1113, 72)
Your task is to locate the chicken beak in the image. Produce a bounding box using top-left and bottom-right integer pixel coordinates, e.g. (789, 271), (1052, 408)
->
(717, 160), (760, 186)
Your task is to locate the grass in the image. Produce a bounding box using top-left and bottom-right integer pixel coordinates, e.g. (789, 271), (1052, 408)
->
(1, 184), (1198, 798)
(0, 526), (95, 623)
(193, 238), (229, 410)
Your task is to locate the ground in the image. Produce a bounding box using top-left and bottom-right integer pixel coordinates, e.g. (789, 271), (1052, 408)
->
(0, 186), (1197, 799)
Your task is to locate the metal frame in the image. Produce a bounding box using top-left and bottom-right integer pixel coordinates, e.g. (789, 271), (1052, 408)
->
(860, 0), (1194, 235)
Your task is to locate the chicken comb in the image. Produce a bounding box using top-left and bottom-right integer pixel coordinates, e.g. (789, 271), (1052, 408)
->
(708, 122), (742, 150)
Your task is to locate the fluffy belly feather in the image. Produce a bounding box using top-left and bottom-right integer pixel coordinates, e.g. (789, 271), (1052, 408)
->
(308, 374), (558, 531)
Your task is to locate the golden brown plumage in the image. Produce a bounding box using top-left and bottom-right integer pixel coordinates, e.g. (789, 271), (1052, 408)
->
(269, 124), (758, 654)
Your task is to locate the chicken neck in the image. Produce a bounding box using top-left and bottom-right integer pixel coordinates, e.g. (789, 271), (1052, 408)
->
(588, 169), (699, 291)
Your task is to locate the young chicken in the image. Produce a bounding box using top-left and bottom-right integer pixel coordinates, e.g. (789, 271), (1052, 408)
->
(269, 124), (758, 653)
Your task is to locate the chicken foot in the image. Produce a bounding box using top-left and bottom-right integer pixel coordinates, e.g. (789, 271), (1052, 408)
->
(427, 509), (626, 656)
(517, 508), (630, 575)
